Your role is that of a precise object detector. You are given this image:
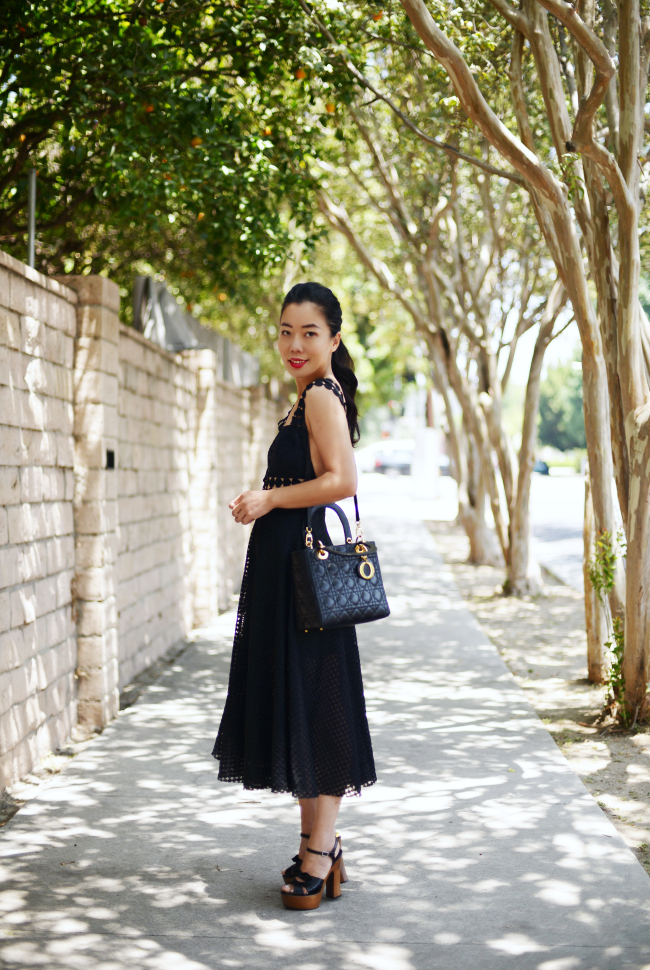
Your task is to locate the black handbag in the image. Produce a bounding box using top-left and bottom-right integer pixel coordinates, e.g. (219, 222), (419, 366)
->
(292, 497), (390, 632)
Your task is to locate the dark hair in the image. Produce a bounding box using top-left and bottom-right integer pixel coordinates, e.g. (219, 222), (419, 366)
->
(281, 281), (360, 444)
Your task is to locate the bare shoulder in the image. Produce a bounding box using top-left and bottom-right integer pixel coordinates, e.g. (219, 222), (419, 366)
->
(304, 380), (347, 420)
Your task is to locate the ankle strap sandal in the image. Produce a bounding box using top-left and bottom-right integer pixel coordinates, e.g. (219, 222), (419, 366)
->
(281, 839), (343, 911)
(281, 833), (348, 885)
(281, 832), (310, 882)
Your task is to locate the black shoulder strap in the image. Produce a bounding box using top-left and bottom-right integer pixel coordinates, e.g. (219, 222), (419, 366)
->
(303, 377), (346, 410)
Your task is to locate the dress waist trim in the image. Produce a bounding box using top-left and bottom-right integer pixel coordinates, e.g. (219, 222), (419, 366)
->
(262, 475), (305, 490)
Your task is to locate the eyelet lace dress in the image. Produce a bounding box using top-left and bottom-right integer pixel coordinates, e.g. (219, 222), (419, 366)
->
(212, 378), (377, 798)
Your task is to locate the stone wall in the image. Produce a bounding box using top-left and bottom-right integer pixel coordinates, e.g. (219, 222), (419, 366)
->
(0, 251), (78, 787)
(187, 351), (219, 628)
(117, 326), (196, 690)
(213, 383), (279, 610)
(0, 257), (280, 790)
(215, 380), (251, 611)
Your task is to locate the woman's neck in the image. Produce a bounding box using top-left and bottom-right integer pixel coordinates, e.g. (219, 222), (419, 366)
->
(294, 365), (334, 396)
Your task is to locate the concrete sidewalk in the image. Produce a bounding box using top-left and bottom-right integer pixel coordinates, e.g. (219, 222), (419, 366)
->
(1, 512), (649, 970)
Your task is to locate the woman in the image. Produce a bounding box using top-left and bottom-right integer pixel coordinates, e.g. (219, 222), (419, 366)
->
(212, 281), (376, 911)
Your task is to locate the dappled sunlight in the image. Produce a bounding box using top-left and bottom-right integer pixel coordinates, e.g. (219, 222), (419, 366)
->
(1, 512), (649, 968)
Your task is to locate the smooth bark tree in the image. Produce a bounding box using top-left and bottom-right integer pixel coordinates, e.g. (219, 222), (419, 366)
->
(583, 469), (609, 684)
(315, 107), (569, 587)
(346, 0), (648, 710)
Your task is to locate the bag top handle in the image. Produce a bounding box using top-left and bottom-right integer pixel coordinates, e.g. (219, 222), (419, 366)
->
(306, 503), (353, 543)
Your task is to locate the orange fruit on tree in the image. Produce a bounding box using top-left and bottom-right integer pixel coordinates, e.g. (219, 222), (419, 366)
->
(372, 11), (383, 20)
(197, 212), (205, 221)
(295, 68), (306, 80)
(325, 102), (335, 113)
(191, 136), (203, 147)
(144, 104), (154, 113)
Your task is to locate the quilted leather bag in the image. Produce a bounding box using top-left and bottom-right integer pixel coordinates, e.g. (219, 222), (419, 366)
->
(292, 499), (390, 632)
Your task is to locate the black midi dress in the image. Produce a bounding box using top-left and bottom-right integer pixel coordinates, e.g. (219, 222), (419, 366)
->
(212, 377), (377, 799)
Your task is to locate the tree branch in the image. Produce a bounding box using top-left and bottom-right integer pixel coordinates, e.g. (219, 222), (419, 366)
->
(316, 188), (428, 328)
(349, 106), (416, 243)
(488, 0), (532, 40)
(298, 0), (525, 185)
(534, 0), (634, 231)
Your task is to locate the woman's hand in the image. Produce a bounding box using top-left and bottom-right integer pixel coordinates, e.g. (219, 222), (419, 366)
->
(229, 490), (274, 525)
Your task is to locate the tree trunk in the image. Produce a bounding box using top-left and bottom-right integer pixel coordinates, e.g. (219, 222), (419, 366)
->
(622, 438), (650, 714)
(400, 0), (619, 570)
(428, 331), (503, 565)
(507, 504), (542, 596)
(458, 494), (502, 566)
(583, 468), (609, 684)
(616, 0), (650, 716)
(507, 301), (557, 596)
(399, 0), (649, 711)
(442, 341), (510, 563)
(457, 427), (502, 566)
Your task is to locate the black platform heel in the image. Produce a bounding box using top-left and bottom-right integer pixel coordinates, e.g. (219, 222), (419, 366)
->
(282, 833), (348, 884)
(281, 839), (343, 910)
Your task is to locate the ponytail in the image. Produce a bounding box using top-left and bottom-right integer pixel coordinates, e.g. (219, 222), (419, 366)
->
(331, 339), (360, 444)
(281, 281), (360, 444)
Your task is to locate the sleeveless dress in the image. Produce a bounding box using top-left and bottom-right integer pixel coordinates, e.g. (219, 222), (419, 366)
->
(212, 377), (377, 798)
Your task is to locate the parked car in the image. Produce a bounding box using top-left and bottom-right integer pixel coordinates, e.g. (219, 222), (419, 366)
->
(533, 459), (550, 475)
(374, 447), (414, 476)
(356, 438), (451, 478)
(355, 439), (415, 473)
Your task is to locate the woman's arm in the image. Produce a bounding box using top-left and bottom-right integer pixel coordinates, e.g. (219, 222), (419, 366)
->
(230, 384), (357, 524)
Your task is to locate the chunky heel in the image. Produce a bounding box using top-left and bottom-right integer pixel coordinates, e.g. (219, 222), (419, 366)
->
(281, 838), (344, 910)
(336, 832), (349, 884)
(326, 859), (341, 899)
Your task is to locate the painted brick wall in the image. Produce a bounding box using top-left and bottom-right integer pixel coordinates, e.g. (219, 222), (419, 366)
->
(187, 350), (219, 628)
(116, 326), (196, 689)
(0, 256), (280, 790)
(214, 383), (279, 611)
(0, 251), (78, 786)
(215, 380), (251, 611)
(68, 276), (121, 732)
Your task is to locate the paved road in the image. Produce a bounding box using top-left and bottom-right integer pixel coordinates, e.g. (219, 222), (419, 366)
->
(353, 470), (589, 591)
(370, 468), (589, 592)
(530, 474), (586, 592)
(1, 493), (648, 969)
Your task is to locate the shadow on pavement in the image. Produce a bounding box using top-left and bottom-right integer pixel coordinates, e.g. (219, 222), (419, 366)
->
(1, 503), (649, 969)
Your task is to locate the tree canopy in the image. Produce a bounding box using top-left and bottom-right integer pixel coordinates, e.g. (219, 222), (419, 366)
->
(0, 0), (332, 283)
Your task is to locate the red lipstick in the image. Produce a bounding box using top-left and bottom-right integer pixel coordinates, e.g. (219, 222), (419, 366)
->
(288, 358), (307, 369)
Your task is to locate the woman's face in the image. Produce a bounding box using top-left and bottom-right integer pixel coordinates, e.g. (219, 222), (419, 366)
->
(277, 302), (340, 382)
